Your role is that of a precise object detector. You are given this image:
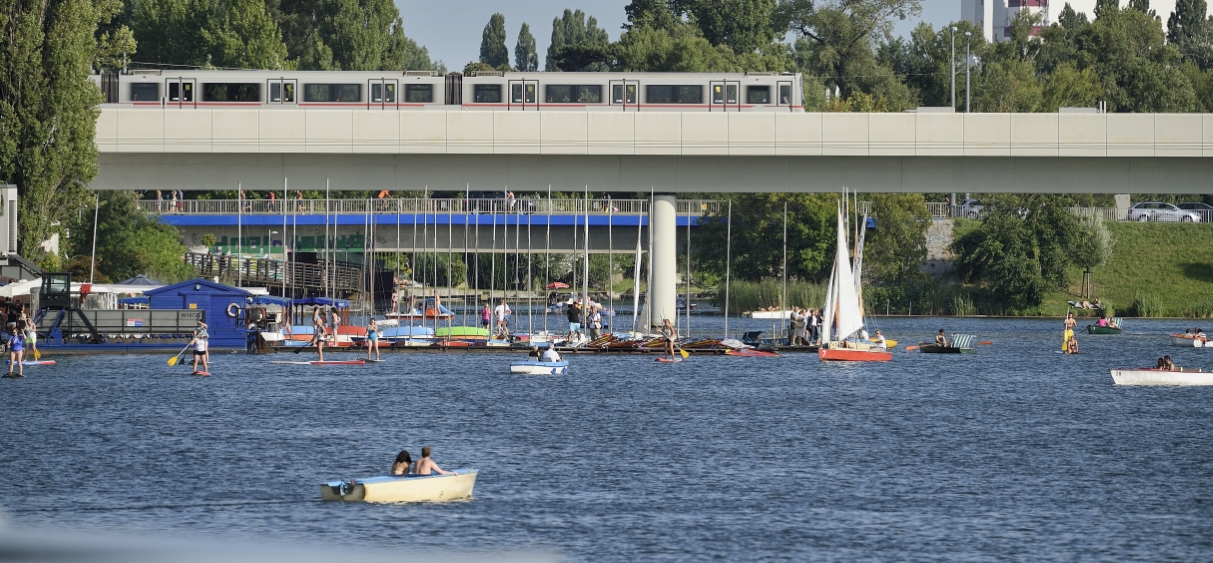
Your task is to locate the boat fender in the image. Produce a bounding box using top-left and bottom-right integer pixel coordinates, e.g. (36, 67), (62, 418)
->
(226, 303), (240, 318)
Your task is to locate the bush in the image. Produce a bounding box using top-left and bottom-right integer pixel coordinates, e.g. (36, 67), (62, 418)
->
(1127, 292), (1163, 317)
(713, 279), (826, 315)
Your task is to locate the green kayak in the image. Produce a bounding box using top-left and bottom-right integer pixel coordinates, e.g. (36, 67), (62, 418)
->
(436, 326), (489, 338)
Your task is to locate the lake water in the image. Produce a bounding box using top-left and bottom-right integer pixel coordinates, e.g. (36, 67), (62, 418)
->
(3, 317), (1213, 561)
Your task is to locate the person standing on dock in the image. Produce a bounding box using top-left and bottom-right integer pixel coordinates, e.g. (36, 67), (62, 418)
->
(494, 299), (512, 339)
(566, 300), (583, 342)
(588, 306), (602, 340)
(481, 303), (492, 332)
(808, 309), (819, 346)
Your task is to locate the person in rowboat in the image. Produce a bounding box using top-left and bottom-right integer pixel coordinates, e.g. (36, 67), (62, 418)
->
(873, 330), (887, 350)
(935, 329), (948, 347)
(366, 318), (380, 361)
(1162, 355), (1177, 371)
(413, 446), (454, 476)
(391, 450), (413, 475)
(529, 345), (542, 360)
(542, 347), (562, 362)
(661, 318), (677, 359)
(1063, 312), (1077, 351)
(6, 322), (23, 377)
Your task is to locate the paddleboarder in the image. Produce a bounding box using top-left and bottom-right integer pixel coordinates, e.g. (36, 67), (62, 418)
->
(188, 329), (209, 374)
(309, 308), (328, 362)
(19, 308), (36, 359)
(6, 322), (23, 377)
(367, 318), (380, 361)
(1063, 312), (1077, 351)
(661, 318), (676, 360)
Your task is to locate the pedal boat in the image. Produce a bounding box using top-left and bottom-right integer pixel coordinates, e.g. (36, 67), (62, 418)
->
(1170, 334), (1211, 347)
(510, 360), (568, 375)
(321, 469), (478, 502)
(1110, 368), (1213, 386)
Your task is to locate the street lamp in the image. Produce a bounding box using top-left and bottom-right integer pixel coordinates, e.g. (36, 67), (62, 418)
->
(950, 26), (957, 110)
(965, 31), (972, 113)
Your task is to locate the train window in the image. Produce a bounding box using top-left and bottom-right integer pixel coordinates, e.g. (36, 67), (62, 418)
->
(168, 82), (193, 102)
(269, 83), (295, 102)
(712, 84), (738, 104)
(647, 85), (702, 104)
(612, 84), (637, 104)
(747, 86), (770, 104)
(779, 84), (791, 105)
(304, 84), (361, 102)
(510, 83), (536, 103)
(372, 83), (398, 103)
(545, 85), (602, 104)
(203, 83), (260, 102)
(131, 83), (159, 102)
(474, 84), (501, 103)
(404, 84), (432, 103)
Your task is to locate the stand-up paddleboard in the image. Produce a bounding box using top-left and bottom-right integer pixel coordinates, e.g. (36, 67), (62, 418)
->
(270, 360), (367, 366)
(190, 371), (211, 376)
(6, 360), (56, 366)
(655, 357), (683, 363)
(2, 371), (24, 378)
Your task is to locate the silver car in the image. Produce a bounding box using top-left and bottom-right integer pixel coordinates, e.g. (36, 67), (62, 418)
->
(1126, 202), (1200, 222)
(1178, 202), (1213, 222)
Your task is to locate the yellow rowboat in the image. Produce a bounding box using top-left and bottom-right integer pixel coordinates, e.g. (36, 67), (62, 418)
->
(321, 469), (477, 502)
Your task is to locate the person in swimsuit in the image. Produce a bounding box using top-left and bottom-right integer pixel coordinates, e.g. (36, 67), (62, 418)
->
(391, 450), (413, 475)
(413, 446), (454, 476)
(310, 308), (327, 362)
(1063, 312), (1077, 351)
(189, 327), (209, 373)
(935, 329), (947, 347)
(20, 309), (36, 358)
(661, 318), (676, 359)
(367, 318), (380, 361)
(7, 322), (23, 376)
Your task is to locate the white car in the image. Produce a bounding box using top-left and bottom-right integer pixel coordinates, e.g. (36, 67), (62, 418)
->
(956, 198), (984, 219)
(1126, 202), (1200, 222)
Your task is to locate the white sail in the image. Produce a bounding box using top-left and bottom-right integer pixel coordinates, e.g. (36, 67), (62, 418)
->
(822, 261), (836, 344)
(853, 213), (867, 295)
(631, 236), (642, 332)
(832, 207), (864, 340)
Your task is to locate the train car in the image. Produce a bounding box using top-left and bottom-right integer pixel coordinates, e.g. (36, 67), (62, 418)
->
(90, 70), (802, 112)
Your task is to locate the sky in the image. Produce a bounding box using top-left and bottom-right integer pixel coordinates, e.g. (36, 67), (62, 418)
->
(394, 1), (1202, 70)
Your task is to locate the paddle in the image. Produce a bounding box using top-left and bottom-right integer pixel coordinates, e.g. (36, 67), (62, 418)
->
(167, 342), (192, 366)
(977, 341), (993, 345)
(32, 347), (40, 360)
(905, 345), (919, 351)
(678, 345), (689, 359)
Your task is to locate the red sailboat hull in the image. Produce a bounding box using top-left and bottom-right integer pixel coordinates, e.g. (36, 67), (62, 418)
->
(818, 347), (893, 362)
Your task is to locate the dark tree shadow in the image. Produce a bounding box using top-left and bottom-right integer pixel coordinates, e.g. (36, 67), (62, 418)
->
(1182, 263), (1213, 283)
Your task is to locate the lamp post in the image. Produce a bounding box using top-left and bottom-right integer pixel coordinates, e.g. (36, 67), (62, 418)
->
(950, 26), (957, 110)
(965, 31), (972, 113)
(268, 229), (278, 281)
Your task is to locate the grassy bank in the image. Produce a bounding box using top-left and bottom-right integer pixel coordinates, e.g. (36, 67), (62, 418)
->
(1041, 222), (1213, 317)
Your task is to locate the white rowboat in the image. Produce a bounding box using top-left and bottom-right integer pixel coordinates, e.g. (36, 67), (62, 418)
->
(321, 469), (477, 502)
(510, 360), (568, 375)
(1111, 368), (1213, 386)
(744, 310), (792, 319)
(1169, 335), (1211, 347)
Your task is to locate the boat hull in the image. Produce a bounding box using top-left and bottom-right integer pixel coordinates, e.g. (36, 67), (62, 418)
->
(321, 469), (477, 502)
(918, 344), (973, 354)
(510, 361), (568, 375)
(1111, 368), (1213, 385)
(744, 310), (791, 319)
(1170, 335), (1210, 347)
(1086, 325), (1123, 335)
(818, 345), (892, 362)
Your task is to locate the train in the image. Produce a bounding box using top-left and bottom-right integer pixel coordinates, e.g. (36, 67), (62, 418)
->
(90, 70), (803, 112)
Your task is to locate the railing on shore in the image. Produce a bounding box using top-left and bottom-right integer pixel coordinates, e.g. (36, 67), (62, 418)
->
(141, 198), (722, 216)
(185, 252), (368, 294)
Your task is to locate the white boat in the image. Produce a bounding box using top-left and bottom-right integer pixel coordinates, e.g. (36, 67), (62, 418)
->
(510, 360), (568, 375)
(1169, 334), (1211, 347)
(321, 469), (478, 502)
(744, 310), (792, 319)
(1111, 368), (1213, 385)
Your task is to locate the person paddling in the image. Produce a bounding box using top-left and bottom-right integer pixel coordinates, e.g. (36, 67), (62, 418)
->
(309, 308), (328, 362)
(366, 318), (380, 361)
(1063, 312), (1077, 351)
(661, 318), (677, 360)
(7, 322), (23, 377)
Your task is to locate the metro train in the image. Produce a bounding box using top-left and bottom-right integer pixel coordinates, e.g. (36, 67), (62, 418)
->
(90, 70), (803, 112)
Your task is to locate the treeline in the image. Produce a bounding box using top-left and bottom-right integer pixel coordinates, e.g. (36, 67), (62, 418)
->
(101, 0), (443, 72)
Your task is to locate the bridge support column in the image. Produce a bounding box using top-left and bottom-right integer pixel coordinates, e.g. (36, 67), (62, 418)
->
(649, 194), (677, 330)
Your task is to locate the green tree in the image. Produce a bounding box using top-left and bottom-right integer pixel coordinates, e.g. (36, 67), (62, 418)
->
(1128, 0), (1156, 18)
(128, 0), (206, 66)
(515, 22), (538, 71)
(694, 194), (837, 283)
(480, 12), (508, 67)
(775, 0), (922, 99)
(1076, 6), (1198, 112)
(1039, 62), (1102, 110)
(863, 194), (931, 284)
(0, 0), (110, 259)
(624, 0), (678, 31)
(67, 191), (196, 283)
(266, 0), (441, 71)
(1094, 0), (1120, 19)
(200, 0), (291, 69)
(1168, 0), (1207, 43)
(546, 9), (610, 70)
(1071, 213), (1115, 298)
(976, 58), (1041, 112)
(679, 0), (778, 54)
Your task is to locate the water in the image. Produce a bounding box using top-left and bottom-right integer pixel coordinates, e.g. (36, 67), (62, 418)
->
(3, 317), (1213, 561)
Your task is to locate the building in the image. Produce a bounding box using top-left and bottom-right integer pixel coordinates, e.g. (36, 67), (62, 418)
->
(962, 0), (1049, 43)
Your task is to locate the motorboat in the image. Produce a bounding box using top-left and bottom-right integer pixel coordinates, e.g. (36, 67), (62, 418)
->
(510, 360), (568, 375)
(321, 469), (478, 502)
(1170, 334), (1211, 347)
(1111, 368), (1213, 385)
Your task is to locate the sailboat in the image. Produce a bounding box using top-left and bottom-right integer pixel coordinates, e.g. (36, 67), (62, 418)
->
(819, 204), (892, 362)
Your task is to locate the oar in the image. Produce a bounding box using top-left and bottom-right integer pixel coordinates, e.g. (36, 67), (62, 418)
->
(167, 342), (192, 366)
(977, 341), (993, 345)
(905, 345), (919, 351)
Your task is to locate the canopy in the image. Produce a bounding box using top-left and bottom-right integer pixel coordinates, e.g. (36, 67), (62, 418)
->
(119, 296), (150, 305)
(292, 297), (350, 309)
(252, 295), (291, 306)
(0, 278), (40, 298)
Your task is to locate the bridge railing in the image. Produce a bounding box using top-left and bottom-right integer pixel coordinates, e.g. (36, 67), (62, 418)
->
(926, 203), (1213, 223)
(140, 198), (721, 216)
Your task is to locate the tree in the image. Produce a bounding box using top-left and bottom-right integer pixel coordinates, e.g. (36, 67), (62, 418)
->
(265, 0), (442, 71)
(480, 13), (508, 68)
(624, 0), (677, 31)
(863, 194), (931, 284)
(1128, 0), (1157, 18)
(515, 22), (538, 71)
(1075, 6), (1198, 112)
(128, 0), (206, 66)
(694, 193), (837, 283)
(0, 0), (111, 259)
(976, 59), (1041, 112)
(66, 191), (196, 283)
(1094, 0), (1119, 19)
(775, 0), (922, 99)
(1071, 213), (1115, 299)
(200, 0), (291, 69)
(546, 9), (610, 70)
(678, 0), (778, 54)
(1039, 62), (1101, 111)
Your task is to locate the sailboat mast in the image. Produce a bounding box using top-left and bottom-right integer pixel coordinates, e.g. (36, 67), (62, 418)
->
(237, 183), (242, 287)
(582, 185), (590, 334)
(781, 200), (787, 318)
(724, 199), (732, 338)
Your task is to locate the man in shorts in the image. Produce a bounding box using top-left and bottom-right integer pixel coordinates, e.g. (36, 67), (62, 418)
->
(566, 300), (583, 342)
(493, 299), (512, 339)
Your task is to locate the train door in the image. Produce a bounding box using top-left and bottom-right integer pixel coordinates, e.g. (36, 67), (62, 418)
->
(165, 77), (196, 108)
(369, 78), (398, 109)
(709, 80), (740, 111)
(777, 80), (794, 110)
(267, 78), (297, 106)
(508, 79), (537, 110)
(609, 79), (639, 111)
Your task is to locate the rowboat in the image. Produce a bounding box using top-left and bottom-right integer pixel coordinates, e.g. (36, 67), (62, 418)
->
(509, 360), (568, 375)
(321, 469), (478, 502)
(1111, 368), (1213, 385)
(1087, 318), (1124, 334)
(1169, 335), (1211, 347)
(918, 334), (975, 354)
(744, 310), (792, 319)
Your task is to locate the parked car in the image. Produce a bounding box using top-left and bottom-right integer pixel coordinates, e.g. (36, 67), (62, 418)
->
(1177, 202), (1213, 222)
(956, 198), (985, 219)
(1126, 202), (1200, 222)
